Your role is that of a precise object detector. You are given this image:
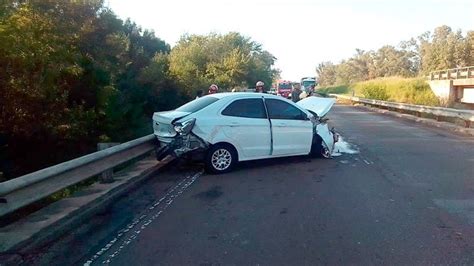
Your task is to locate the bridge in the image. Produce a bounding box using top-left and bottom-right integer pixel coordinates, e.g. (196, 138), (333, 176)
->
(428, 66), (474, 104)
(1, 102), (474, 265)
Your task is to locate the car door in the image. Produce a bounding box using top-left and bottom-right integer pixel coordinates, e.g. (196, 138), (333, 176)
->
(220, 98), (271, 160)
(264, 98), (313, 156)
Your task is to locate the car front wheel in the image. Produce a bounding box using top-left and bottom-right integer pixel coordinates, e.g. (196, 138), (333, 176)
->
(311, 137), (331, 159)
(205, 144), (237, 174)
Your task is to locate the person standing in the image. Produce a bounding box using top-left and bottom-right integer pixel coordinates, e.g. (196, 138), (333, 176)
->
(208, 84), (219, 94)
(255, 81), (265, 93)
(195, 90), (203, 99)
(308, 84), (315, 96)
(291, 83), (302, 102)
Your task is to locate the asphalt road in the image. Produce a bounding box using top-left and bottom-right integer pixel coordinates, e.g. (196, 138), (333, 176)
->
(26, 104), (474, 265)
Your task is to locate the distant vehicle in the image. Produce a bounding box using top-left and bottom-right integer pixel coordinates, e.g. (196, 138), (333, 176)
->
(301, 77), (317, 92)
(276, 80), (292, 98)
(268, 87), (277, 95)
(152, 93), (338, 174)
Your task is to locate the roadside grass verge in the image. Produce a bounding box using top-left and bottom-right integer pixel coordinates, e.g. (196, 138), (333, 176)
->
(318, 77), (440, 106)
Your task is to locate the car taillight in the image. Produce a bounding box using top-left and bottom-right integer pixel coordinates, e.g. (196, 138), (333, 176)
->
(173, 118), (196, 135)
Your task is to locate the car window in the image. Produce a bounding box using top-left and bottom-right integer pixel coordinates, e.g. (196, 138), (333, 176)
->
(175, 96), (219, 113)
(265, 99), (307, 120)
(222, 98), (267, 119)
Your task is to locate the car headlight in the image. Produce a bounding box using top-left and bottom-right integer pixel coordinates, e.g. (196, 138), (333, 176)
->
(174, 118), (196, 135)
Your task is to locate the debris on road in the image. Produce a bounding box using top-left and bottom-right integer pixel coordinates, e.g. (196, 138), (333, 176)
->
(331, 137), (359, 156)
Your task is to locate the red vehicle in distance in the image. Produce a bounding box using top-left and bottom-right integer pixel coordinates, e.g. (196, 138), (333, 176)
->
(276, 80), (292, 98)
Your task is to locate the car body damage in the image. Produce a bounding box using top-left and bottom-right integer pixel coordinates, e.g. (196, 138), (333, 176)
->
(152, 93), (338, 172)
(297, 97), (338, 157)
(152, 112), (209, 159)
(296, 96), (336, 118)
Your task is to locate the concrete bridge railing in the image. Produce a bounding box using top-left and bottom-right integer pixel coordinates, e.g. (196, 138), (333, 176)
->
(428, 66), (474, 80)
(427, 66), (474, 104)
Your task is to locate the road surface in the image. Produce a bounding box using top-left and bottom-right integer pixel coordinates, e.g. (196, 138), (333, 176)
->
(25, 104), (474, 265)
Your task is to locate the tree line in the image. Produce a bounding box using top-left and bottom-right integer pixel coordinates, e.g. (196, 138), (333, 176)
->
(0, 0), (277, 179)
(317, 25), (474, 86)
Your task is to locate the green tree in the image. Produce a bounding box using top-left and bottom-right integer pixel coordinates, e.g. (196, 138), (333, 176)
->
(169, 32), (277, 95)
(373, 45), (416, 77)
(316, 61), (337, 86)
(0, 1), (176, 178)
(0, 5), (81, 139)
(466, 31), (474, 65)
(418, 25), (469, 73)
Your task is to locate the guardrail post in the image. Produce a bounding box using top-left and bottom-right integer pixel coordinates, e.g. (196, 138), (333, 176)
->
(97, 142), (120, 183)
(465, 120), (471, 128)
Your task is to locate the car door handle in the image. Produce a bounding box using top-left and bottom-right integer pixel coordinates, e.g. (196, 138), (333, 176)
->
(230, 122), (239, 127)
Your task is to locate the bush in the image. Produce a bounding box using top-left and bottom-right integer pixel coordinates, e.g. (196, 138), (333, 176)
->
(351, 77), (439, 106)
(317, 85), (350, 96)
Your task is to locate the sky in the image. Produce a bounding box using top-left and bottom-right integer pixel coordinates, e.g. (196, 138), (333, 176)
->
(107, 0), (474, 81)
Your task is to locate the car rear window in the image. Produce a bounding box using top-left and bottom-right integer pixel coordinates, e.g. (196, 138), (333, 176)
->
(222, 98), (267, 119)
(175, 96), (219, 113)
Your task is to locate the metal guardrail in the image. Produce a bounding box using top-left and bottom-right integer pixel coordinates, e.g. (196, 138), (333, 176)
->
(331, 94), (474, 127)
(0, 134), (157, 217)
(428, 66), (474, 80)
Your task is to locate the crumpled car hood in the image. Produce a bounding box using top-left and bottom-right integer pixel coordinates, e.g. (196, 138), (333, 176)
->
(296, 96), (336, 117)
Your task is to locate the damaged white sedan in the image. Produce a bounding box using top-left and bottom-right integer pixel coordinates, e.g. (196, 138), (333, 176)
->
(152, 93), (338, 174)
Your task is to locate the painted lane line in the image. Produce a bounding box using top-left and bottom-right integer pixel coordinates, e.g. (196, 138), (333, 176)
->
(84, 173), (196, 266)
(84, 171), (202, 266)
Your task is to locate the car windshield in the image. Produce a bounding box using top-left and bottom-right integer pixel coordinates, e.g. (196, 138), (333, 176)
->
(175, 96), (219, 113)
(302, 81), (315, 87)
(278, 83), (291, 90)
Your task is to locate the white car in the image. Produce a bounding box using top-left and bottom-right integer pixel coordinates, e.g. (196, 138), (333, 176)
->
(152, 93), (338, 174)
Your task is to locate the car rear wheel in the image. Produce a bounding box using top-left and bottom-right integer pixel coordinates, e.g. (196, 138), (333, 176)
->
(205, 144), (237, 174)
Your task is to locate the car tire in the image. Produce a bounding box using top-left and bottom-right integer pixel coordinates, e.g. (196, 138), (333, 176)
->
(310, 137), (331, 159)
(205, 144), (237, 174)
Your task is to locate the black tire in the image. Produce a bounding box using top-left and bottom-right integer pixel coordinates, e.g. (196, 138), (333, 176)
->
(205, 143), (237, 174)
(310, 136), (331, 159)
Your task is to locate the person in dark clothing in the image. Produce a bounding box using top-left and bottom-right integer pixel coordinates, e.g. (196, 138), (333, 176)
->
(195, 90), (203, 99)
(255, 81), (265, 93)
(291, 83), (302, 102)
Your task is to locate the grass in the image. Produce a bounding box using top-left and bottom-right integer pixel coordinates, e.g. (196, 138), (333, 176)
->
(316, 85), (350, 96)
(317, 77), (440, 106)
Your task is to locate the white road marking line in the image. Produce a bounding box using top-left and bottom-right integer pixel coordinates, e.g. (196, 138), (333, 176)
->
(362, 158), (374, 165)
(84, 171), (202, 266)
